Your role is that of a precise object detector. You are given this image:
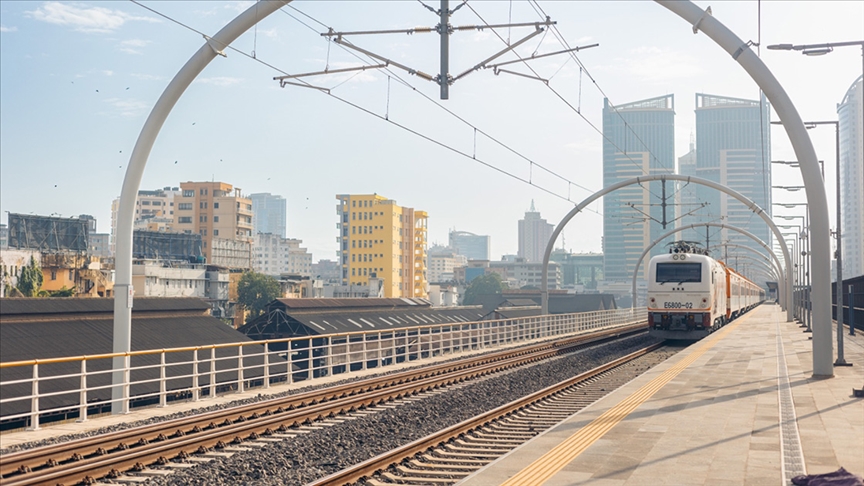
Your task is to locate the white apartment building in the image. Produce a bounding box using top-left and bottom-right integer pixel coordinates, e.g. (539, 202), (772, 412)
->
(253, 233), (312, 277)
(110, 187), (180, 253)
(131, 259), (207, 298)
(838, 75), (864, 278)
(427, 247), (467, 283)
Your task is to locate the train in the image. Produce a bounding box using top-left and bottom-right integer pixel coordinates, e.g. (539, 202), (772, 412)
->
(647, 244), (766, 341)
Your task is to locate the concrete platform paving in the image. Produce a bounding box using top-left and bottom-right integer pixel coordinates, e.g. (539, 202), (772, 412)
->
(459, 304), (864, 486)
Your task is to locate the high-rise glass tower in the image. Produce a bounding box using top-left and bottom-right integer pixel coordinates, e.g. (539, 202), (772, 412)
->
(679, 94), (771, 268)
(518, 201), (554, 263)
(838, 75), (864, 278)
(602, 95), (675, 281)
(250, 193), (287, 238)
(449, 230), (491, 261)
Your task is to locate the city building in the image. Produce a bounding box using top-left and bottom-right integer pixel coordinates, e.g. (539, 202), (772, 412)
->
(311, 259), (341, 284)
(0, 224), (8, 248)
(336, 194), (428, 298)
(550, 250), (604, 290)
(172, 181), (253, 265)
(517, 201), (554, 263)
(110, 187), (180, 253)
(838, 75), (864, 278)
(679, 93), (772, 262)
(253, 233), (312, 277)
(250, 193), (287, 238)
(0, 249), (40, 297)
(602, 95), (676, 281)
(449, 230), (491, 261)
(88, 233), (112, 259)
(427, 245), (467, 283)
(454, 259), (561, 290)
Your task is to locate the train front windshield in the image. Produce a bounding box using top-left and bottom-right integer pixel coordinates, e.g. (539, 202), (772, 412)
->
(656, 262), (702, 283)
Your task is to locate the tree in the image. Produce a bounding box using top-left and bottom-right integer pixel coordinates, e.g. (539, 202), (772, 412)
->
(237, 271), (281, 323)
(16, 256), (43, 297)
(462, 273), (506, 305)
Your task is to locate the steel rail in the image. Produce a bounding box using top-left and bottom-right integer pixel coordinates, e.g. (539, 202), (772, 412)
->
(0, 324), (646, 484)
(308, 343), (666, 486)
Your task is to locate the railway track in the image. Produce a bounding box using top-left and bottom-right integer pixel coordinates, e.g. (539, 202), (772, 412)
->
(309, 343), (673, 486)
(0, 323), (646, 486)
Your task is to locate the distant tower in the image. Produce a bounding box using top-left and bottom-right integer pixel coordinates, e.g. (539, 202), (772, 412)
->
(602, 95), (675, 281)
(682, 93), (772, 263)
(250, 193), (287, 238)
(837, 75), (864, 277)
(518, 200), (554, 263)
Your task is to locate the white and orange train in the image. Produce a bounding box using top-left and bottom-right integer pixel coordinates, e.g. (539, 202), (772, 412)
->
(647, 251), (765, 340)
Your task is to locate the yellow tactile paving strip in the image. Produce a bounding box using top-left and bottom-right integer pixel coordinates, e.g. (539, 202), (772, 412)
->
(500, 313), (753, 486)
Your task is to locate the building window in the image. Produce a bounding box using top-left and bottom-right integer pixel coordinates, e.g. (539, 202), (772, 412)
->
(200, 188), (208, 195)
(69, 270), (74, 280)
(183, 190), (194, 197)
(179, 217), (192, 224)
(178, 203), (193, 210)
(51, 270), (57, 280)
(213, 229), (219, 236)
(199, 215), (207, 223)
(142, 200), (151, 205)
(213, 216), (219, 223)
(200, 202), (208, 209)
(200, 229), (207, 236)
(213, 202), (219, 209)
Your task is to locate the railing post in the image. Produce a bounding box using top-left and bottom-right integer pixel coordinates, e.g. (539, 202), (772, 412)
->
(28, 363), (40, 431)
(192, 348), (200, 401)
(77, 359), (88, 422)
(263, 341), (270, 389)
(362, 334), (368, 371)
(122, 354), (130, 414)
(237, 345), (245, 393)
(159, 351), (167, 407)
(209, 347), (216, 398)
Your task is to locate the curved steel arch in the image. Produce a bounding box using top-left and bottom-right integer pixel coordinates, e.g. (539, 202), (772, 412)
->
(708, 243), (781, 281)
(110, 0), (292, 413)
(629, 223), (785, 311)
(541, 174), (793, 323)
(657, 0), (831, 378)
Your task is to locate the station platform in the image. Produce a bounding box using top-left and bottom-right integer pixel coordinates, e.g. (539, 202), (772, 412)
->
(459, 304), (864, 486)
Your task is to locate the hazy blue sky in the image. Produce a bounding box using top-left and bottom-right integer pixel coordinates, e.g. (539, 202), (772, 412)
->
(1, 1), (861, 262)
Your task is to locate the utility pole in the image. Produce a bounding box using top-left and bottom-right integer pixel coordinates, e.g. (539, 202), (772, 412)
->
(660, 179), (668, 229)
(439, 0), (450, 99)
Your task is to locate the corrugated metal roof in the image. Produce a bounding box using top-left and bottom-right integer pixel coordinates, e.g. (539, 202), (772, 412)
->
(273, 298), (431, 310)
(1, 311), (271, 419)
(0, 297), (209, 317)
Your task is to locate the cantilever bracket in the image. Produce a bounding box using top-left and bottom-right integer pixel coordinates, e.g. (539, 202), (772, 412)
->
(691, 6), (712, 34)
(203, 35), (227, 57)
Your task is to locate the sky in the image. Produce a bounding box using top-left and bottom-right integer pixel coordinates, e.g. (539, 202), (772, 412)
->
(1, 1), (862, 263)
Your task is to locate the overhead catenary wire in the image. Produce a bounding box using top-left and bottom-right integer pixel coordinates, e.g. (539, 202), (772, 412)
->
(128, 0), (599, 212)
(279, 3), (602, 206)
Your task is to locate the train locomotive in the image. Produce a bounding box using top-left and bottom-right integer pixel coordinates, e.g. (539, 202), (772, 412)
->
(647, 242), (765, 340)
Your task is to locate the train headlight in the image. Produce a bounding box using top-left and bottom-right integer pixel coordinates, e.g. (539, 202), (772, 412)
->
(672, 254), (679, 260)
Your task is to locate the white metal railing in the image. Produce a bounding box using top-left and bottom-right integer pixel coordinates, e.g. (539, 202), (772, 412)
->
(0, 308), (646, 430)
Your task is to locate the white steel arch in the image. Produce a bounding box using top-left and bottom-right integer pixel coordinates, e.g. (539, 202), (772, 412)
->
(629, 223), (785, 311)
(657, 0), (832, 378)
(541, 174), (793, 323)
(110, 0), (291, 414)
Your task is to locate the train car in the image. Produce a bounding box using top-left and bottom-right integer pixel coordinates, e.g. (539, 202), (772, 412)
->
(647, 247), (765, 341)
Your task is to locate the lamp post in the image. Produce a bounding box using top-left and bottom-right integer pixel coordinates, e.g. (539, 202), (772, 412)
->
(767, 40), (860, 364)
(774, 199), (810, 331)
(779, 234), (800, 320)
(779, 223), (807, 330)
(772, 160), (824, 179)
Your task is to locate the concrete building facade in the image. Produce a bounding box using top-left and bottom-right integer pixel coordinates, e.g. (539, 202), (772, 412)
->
(253, 233), (312, 277)
(336, 194), (428, 298)
(110, 187), (179, 253)
(427, 246), (467, 284)
(679, 93), (772, 262)
(449, 230), (491, 261)
(602, 95), (676, 281)
(173, 181), (253, 265)
(838, 75), (864, 278)
(517, 201), (554, 263)
(250, 193), (287, 238)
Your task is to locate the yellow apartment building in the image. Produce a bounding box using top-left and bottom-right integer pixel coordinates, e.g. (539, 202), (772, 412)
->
(336, 194), (428, 298)
(173, 182), (253, 263)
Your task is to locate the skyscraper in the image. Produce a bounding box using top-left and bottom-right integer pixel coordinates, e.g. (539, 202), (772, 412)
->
(518, 200), (554, 263)
(250, 193), (287, 238)
(336, 194), (428, 298)
(680, 93), (772, 263)
(602, 95), (675, 281)
(838, 75), (864, 278)
(173, 181), (253, 265)
(449, 230), (491, 261)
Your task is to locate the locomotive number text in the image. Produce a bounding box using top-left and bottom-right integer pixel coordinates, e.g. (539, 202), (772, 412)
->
(664, 302), (693, 309)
